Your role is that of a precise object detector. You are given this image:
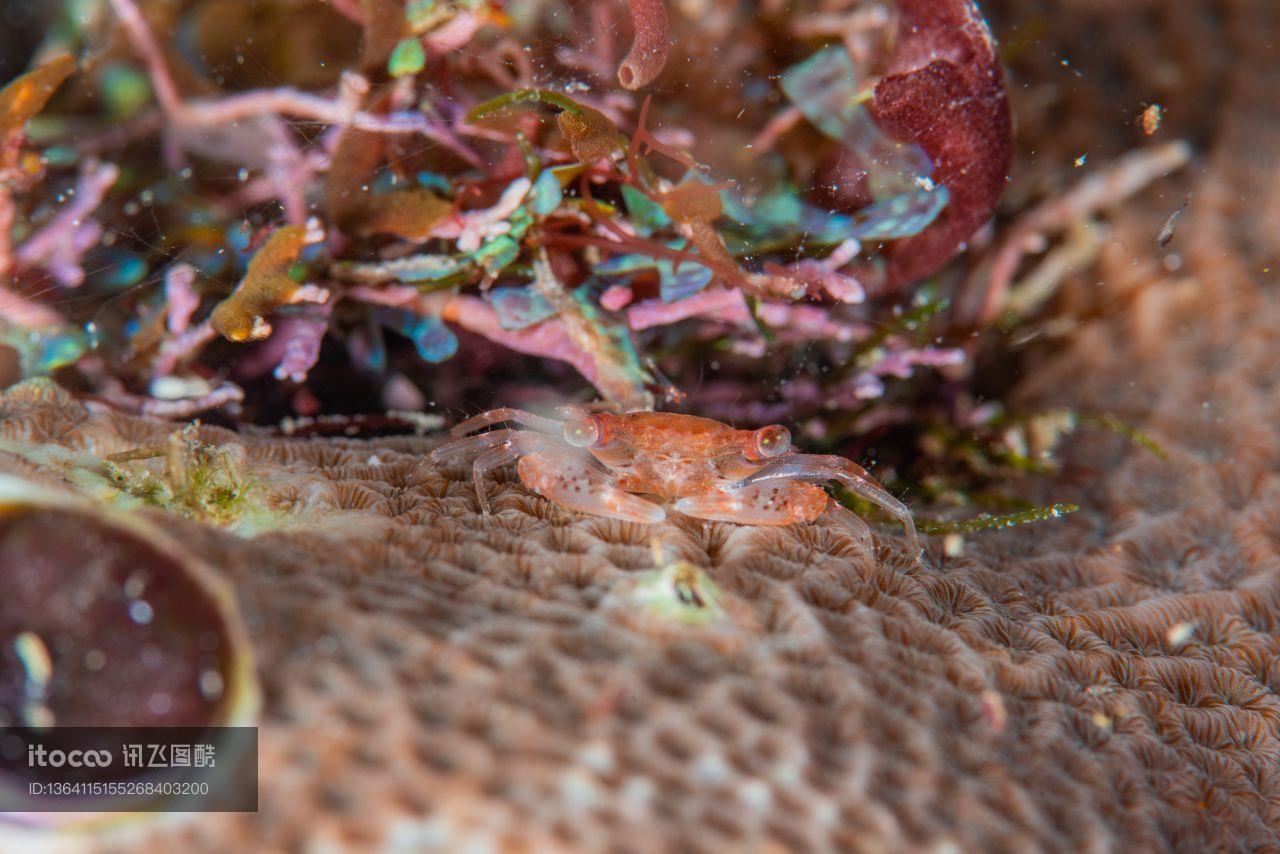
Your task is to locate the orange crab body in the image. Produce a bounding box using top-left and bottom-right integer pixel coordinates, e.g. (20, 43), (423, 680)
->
(429, 408), (919, 556)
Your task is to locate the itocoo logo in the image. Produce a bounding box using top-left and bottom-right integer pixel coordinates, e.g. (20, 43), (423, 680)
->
(27, 744), (113, 767)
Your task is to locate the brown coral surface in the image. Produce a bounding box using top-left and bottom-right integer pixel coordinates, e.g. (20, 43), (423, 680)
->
(3, 0), (1280, 851)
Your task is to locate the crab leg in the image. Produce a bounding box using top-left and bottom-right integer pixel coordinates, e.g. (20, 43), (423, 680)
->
(449, 407), (563, 438)
(733, 454), (921, 557)
(819, 503), (874, 550)
(517, 452), (666, 524)
(427, 428), (517, 465)
(431, 429), (567, 513)
(468, 443), (524, 514)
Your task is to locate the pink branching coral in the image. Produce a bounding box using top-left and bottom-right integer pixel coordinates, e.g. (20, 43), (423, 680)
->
(14, 159), (119, 288)
(272, 308), (335, 384)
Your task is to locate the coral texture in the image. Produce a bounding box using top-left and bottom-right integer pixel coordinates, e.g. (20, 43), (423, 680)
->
(2, 0), (1280, 851)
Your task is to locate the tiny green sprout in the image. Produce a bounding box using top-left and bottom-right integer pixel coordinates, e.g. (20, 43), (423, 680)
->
(1081, 412), (1169, 460)
(745, 294), (778, 343)
(388, 38), (426, 78)
(630, 563), (723, 624)
(916, 503), (1079, 535)
(468, 89), (586, 120)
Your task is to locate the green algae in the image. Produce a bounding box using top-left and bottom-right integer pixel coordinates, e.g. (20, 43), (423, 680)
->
(0, 424), (285, 535)
(916, 503), (1079, 535)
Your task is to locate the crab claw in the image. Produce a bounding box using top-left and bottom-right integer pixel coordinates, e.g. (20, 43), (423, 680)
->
(733, 454), (921, 560)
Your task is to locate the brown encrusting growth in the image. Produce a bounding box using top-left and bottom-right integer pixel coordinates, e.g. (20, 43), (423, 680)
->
(0, 54), (75, 280)
(0, 55), (74, 142)
(210, 225), (312, 342)
(325, 127), (453, 241)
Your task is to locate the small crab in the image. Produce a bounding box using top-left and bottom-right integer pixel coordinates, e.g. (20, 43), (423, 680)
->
(429, 408), (920, 556)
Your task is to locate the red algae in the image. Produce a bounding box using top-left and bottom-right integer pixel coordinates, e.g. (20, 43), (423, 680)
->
(869, 0), (1013, 291)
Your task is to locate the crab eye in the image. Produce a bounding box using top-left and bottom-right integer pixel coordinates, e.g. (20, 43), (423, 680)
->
(564, 416), (603, 448)
(751, 425), (791, 460)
